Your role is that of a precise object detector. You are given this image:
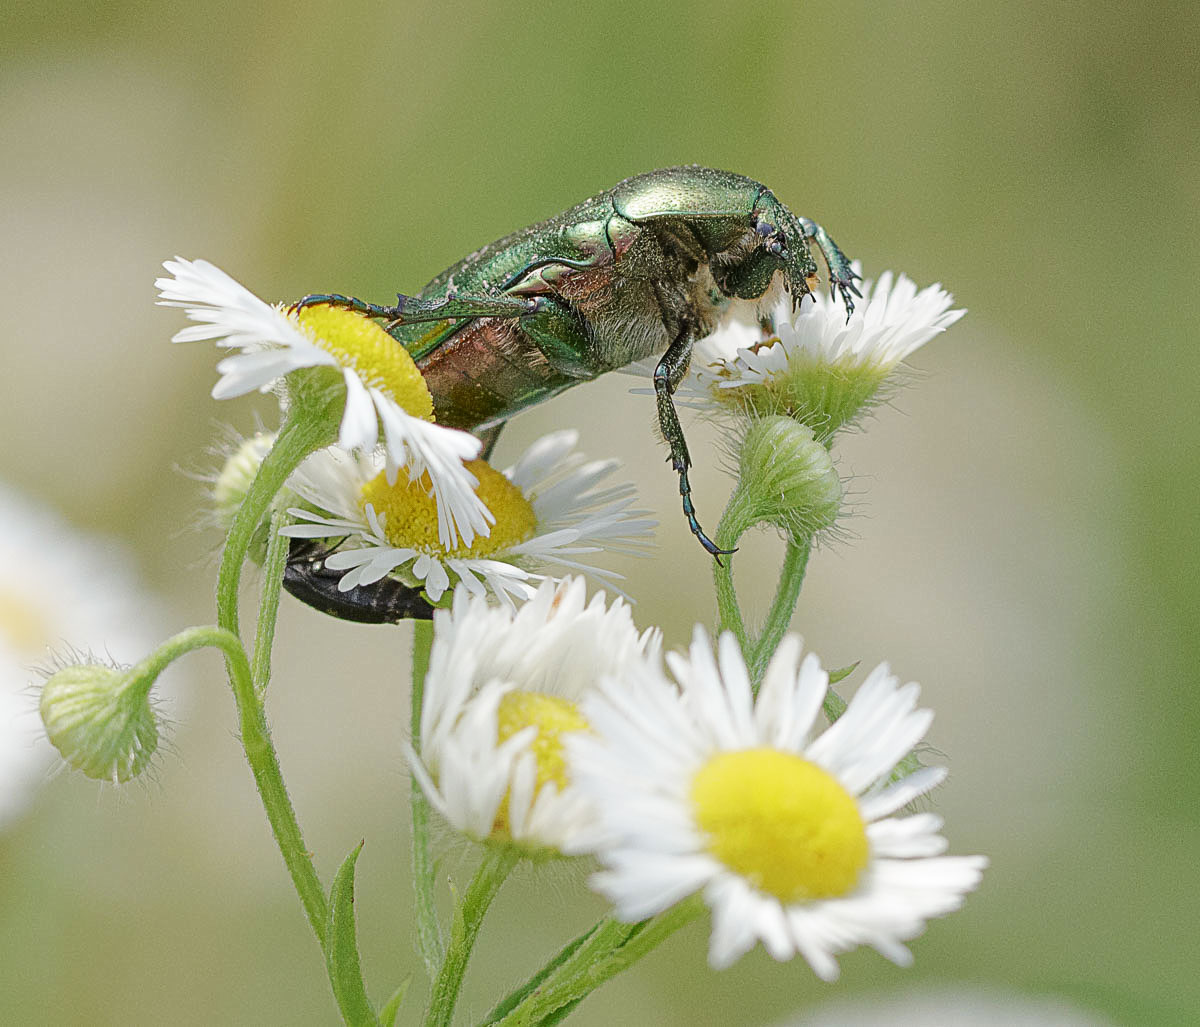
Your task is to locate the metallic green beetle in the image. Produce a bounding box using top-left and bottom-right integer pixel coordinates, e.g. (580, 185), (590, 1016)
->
(285, 165), (859, 621)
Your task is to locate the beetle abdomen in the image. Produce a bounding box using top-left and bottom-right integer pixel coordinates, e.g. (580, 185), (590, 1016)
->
(417, 319), (578, 430)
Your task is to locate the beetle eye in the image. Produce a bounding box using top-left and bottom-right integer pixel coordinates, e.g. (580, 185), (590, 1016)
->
(755, 220), (774, 237)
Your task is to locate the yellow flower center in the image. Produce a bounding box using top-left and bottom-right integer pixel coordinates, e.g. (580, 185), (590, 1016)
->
(293, 304), (435, 420)
(0, 590), (49, 653)
(492, 689), (589, 835)
(360, 460), (536, 557)
(690, 748), (868, 902)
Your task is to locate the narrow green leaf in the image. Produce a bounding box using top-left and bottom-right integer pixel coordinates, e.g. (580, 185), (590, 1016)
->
(378, 978), (411, 1027)
(481, 923), (599, 1024)
(326, 841), (379, 1027)
(827, 661), (860, 685)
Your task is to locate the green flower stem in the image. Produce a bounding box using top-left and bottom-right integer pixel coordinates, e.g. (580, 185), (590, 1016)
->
(493, 898), (704, 1027)
(251, 506), (290, 697)
(749, 536), (812, 688)
(139, 625), (329, 945)
(423, 847), (520, 1027)
(713, 496), (752, 657)
(410, 619), (444, 976)
(217, 413), (333, 640)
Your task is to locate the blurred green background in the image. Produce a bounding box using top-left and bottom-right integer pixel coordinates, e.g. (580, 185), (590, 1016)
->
(2, 1), (1197, 1023)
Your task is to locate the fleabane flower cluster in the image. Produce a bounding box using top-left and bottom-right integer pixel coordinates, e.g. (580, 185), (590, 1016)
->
(409, 578), (659, 855)
(157, 258), (489, 549)
(281, 430), (655, 606)
(569, 628), (986, 979)
(689, 265), (965, 441)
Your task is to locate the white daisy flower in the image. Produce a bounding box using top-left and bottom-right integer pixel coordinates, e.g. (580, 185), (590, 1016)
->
(0, 484), (169, 825)
(409, 578), (659, 853)
(569, 628), (986, 979)
(156, 257), (489, 549)
(280, 429), (655, 605)
(625, 265), (965, 439)
(785, 985), (1115, 1026)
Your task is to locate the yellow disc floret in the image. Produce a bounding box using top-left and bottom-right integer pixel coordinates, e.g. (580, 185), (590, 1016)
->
(360, 460), (536, 557)
(293, 304), (435, 421)
(492, 690), (589, 836)
(691, 748), (868, 902)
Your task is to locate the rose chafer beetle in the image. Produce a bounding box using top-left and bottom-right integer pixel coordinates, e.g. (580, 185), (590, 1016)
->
(286, 165), (859, 621)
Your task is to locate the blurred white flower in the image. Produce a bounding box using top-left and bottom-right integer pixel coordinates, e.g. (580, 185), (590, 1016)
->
(782, 985), (1114, 1026)
(0, 484), (167, 826)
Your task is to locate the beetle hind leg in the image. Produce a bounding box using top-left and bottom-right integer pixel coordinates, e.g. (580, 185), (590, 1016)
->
(293, 290), (548, 326)
(654, 327), (736, 562)
(292, 293), (400, 319)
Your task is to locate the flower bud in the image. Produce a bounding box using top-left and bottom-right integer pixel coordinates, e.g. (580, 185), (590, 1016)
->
(40, 661), (161, 783)
(725, 416), (842, 541)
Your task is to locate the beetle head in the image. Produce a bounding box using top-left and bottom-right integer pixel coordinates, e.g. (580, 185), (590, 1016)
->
(711, 197), (815, 306)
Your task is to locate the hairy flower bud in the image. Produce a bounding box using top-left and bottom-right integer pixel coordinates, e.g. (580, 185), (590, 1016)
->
(725, 416), (842, 541)
(40, 661), (161, 783)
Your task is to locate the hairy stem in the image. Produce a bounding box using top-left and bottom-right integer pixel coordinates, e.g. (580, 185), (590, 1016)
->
(410, 619), (444, 976)
(144, 626), (328, 944)
(423, 848), (519, 1027)
(749, 536), (812, 688)
(216, 414), (330, 640)
(713, 497), (752, 658)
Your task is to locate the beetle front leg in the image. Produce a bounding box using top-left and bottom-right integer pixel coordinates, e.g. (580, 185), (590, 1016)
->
(796, 216), (862, 318)
(654, 328), (734, 560)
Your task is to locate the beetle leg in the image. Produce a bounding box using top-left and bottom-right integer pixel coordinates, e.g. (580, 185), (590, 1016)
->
(796, 217), (862, 320)
(654, 326), (735, 561)
(293, 291), (547, 325)
(291, 293), (398, 319)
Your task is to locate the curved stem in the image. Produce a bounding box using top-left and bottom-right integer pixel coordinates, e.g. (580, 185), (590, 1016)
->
(216, 414), (331, 640)
(749, 536), (812, 687)
(494, 899), (703, 1027)
(423, 847), (519, 1027)
(410, 619), (444, 976)
(136, 626), (328, 944)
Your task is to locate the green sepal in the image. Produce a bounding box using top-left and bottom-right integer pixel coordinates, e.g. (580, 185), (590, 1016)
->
(325, 841), (379, 1027)
(377, 978), (411, 1027)
(827, 661), (859, 685)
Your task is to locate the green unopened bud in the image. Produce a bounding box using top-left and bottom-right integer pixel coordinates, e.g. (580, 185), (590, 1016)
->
(213, 432), (276, 532)
(724, 416), (842, 541)
(40, 660), (161, 783)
